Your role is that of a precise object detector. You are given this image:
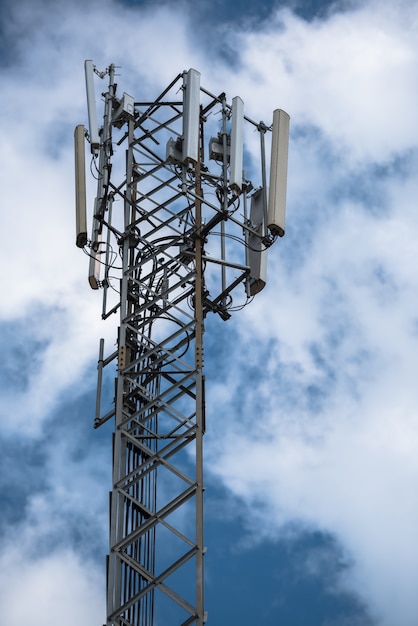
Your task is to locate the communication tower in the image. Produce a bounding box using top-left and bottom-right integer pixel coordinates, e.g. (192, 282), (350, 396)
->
(75, 61), (289, 626)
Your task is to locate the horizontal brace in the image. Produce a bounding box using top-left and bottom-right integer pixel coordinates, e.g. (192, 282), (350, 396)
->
(102, 302), (121, 320)
(132, 160), (170, 185)
(121, 319), (196, 374)
(110, 546), (198, 621)
(200, 84), (262, 128)
(122, 370), (197, 422)
(135, 108), (183, 140)
(123, 396), (196, 433)
(125, 276), (194, 321)
(122, 273), (195, 324)
(184, 186), (250, 234)
(94, 408), (116, 429)
(102, 348), (118, 367)
(116, 424), (196, 490)
(118, 434), (196, 489)
(134, 72), (182, 119)
(125, 408), (197, 442)
(182, 250), (250, 273)
(203, 270), (249, 318)
(112, 483), (197, 552)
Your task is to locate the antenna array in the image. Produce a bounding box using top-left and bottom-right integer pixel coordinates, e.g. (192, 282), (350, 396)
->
(75, 62), (289, 626)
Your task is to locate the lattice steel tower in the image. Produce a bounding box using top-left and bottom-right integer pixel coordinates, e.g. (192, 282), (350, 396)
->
(74, 61), (289, 626)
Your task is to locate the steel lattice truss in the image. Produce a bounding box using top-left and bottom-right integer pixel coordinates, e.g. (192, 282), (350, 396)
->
(79, 66), (283, 626)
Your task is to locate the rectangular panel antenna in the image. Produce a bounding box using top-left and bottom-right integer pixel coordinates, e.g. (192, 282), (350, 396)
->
(268, 109), (290, 237)
(74, 125), (87, 248)
(230, 96), (244, 192)
(247, 188), (268, 296)
(84, 60), (100, 153)
(88, 232), (101, 290)
(183, 69), (201, 163)
(88, 194), (101, 290)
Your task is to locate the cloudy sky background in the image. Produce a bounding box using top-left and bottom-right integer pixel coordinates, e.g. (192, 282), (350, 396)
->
(1, 0), (418, 624)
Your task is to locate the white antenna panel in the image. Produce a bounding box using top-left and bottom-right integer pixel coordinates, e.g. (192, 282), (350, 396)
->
(230, 96), (244, 192)
(88, 232), (101, 290)
(84, 60), (100, 153)
(247, 188), (268, 296)
(183, 69), (201, 163)
(88, 194), (101, 289)
(74, 125), (87, 248)
(268, 109), (290, 237)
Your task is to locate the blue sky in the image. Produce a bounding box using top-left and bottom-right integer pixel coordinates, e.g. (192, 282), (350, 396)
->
(1, 0), (418, 624)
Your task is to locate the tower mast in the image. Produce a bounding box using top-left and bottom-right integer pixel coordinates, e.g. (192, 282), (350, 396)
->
(75, 63), (289, 626)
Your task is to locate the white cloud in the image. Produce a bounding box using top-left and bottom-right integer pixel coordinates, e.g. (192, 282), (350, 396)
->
(0, 545), (104, 626)
(0, 426), (108, 626)
(204, 7), (418, 619)
(216, 0), (418, 164)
